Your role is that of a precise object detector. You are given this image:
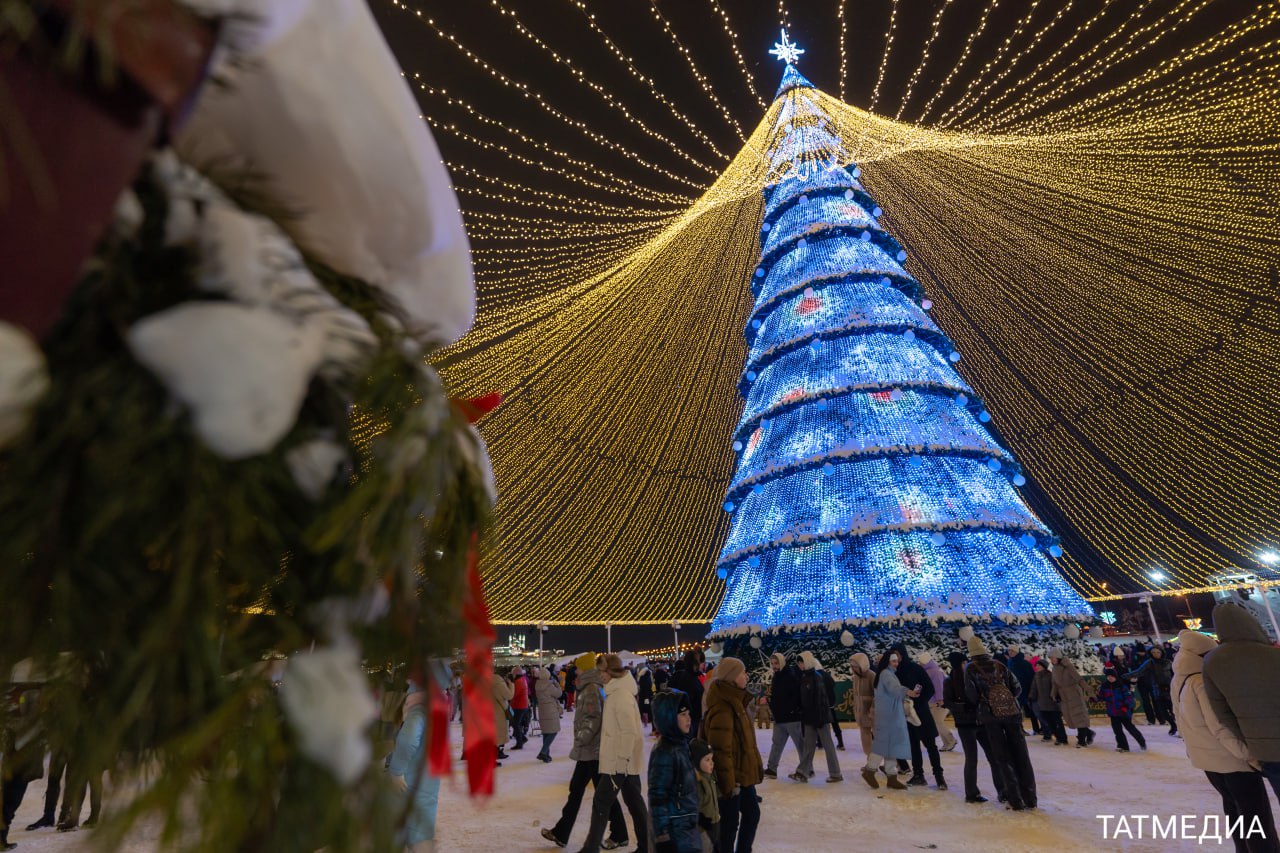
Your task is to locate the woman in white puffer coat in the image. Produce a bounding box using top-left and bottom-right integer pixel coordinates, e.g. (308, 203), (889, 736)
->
(1171, 629), (1278, 853)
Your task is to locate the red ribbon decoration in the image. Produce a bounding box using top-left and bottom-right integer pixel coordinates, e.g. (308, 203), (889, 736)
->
(427, 677), (452, 778)
(459, 532), (497, 797)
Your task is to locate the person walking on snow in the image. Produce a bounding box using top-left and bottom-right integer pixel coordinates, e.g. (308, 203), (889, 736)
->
(542, 654), (628, 850)
(964, 635), (1037, 811)
(762, 653), (804, 779)
(388, 680), (442, 853)
(1203, 602), (1280, 803)
(1029, 660), (1069, 745)
(1097, 667), (1147, 753)
(509, 667), (532, 750)
(1131, 646), (1178, 736)
(577, 654), (652, 853)
(491, 671), (513, 762)
(848, 653), (876, 759)
(536, 666), (564, 762)
(1173, 628), (1279, 853)
(919, 652), (957, 751)
(1048, 648), (1095, 747)
(943, 652), (1003, 804)
(793, 652), (842, 783)
(860, 650), (914, 791)
(648, 691), (700, 853)
(891, 643), (946, 790)
(701, 657), (763, 853)
(1006, 646), (1040, 736)
(669, 651), (705, 741)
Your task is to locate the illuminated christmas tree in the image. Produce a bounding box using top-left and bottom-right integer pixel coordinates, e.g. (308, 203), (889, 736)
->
(711, 37), (1093, 638)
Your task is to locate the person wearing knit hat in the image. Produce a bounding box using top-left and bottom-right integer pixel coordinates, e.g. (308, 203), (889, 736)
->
(963, 638), (1038, 810)
(541, 654), (628, 850)
(1173, 628), (1280, 848)
(848, 653), (876, 759)
(967, 635), (990, 657)
(509, 666), (532, 750)
(764, 652), (804, 780)
(702, 656), (763, 853)
(689, 739), (720, 852)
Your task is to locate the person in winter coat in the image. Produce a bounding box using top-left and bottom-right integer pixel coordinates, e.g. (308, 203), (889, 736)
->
(637, 666), (655, 727)
(848, 653), (876, 758)
(1097, 668), (1147, 752)
(965, 635), (1036, 810)
(701, 657), (763, 853)
(1048, 648), (1095, 747)
(1131, 646), (1177, 735)
(1029, 660), (1068, 745)
(543, 654), (628, 850)
(1, 686), (45, 851)
(763, 653), (804, 779)
(669, 650), (705, 740)
(861, 650), (915, 790)
(1006, 646), (1040, 736)
(1130, 646), (1160, 726)
(794, 651), (842, 783)
(565, 665), (579, 712)
(943, 652), (1002, 804)
(578, 654), (652, 853)
(1173, 629), (1279, 853)
(1204, 602), (1280, 802)
(388, 680), (442, 853)
(509, 667), (532, 750)
(690, 739), (721, 853)
(537, 666), (565, 762)
(649, 691), (700, 853)
(492, 672), (514, 762)
(891, 643), (945, 790)
(919, 652), (957, 751)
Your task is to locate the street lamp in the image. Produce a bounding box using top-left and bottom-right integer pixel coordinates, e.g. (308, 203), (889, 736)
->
(605, 621), (613, 654)
(1259, 551), (1279, 566)
(537, 622), (548, 664)
(672, 621), (681, 659)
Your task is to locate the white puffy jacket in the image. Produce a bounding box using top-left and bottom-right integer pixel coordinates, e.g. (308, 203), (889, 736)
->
(1171, 631), (1252, 774)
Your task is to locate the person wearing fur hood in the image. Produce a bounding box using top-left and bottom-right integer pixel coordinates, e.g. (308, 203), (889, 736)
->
(848, 653), (876, 758)
(1173, 629), (1279, 853)
(577, 654), (651, 853)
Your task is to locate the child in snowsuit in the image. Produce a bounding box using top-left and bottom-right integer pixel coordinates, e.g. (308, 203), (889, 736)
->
(690, 739), (721, 853)
(1097, 668), (1147, 753)
(649, 690), (701, 853)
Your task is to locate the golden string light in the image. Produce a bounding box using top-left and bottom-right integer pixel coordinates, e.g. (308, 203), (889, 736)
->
(837, 0), (848, 102)
(383, 6), (1280, 623)
(867, 0), (900, 113)
(646, 1), (747, 142)
(893, 0), (959, 121)
(706, 0), (767, 110)
(915, 0), (1002, 125)
(386, 0), (719, 179)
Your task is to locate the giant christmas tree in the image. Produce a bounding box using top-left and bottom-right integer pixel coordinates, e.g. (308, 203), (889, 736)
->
(711, 37), (1092, 640)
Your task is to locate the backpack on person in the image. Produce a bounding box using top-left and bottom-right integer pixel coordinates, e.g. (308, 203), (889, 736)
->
(975, 662), (1022, 719)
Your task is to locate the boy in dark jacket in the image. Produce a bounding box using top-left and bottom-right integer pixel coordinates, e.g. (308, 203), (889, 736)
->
(690, 739), (721, 853)
(1029, 660), (1069, 745)
(1097, 668), (1147, 752)
(649, 690), (701, 853)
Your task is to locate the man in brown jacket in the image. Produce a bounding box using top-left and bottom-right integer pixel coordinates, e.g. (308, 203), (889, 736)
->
(702, 657), (763, 853)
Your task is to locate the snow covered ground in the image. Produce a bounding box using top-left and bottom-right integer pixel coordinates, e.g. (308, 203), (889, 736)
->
(6, 715), (1270, 852)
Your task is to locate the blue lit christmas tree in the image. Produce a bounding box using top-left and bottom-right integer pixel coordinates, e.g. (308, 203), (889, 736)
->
(711, 36), (1093, 640)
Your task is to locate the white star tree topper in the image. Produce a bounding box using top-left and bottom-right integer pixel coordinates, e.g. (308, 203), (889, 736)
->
(769, 28), (804, 65)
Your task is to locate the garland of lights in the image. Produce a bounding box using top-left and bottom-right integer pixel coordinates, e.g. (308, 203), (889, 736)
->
(379, 4), (1280, 624)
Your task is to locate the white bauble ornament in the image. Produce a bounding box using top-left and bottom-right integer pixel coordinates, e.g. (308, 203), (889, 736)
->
(127, 302), (324, 459)
(839, 630), (854, 647)
(748, 636), (762, 649)
(709, 642), (724, 654)
(0, 322), (49, 448)
(279, 642), (377, 786)
(1089, 626), (1104, 639)
(958, 626), (975, 641)
(1064, 624), (1081, 640)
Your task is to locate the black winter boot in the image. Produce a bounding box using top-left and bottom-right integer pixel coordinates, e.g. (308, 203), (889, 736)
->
(907, 772), (927, 786)
(934, 770), (948, 791)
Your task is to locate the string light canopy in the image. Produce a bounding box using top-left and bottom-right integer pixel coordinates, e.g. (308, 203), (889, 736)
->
(375, 2), (1280, 625)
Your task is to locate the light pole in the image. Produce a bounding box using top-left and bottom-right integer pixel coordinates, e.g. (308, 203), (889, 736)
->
(672, 620), (681, 661)
(537, 622), (547, 665)
(606, 621), (613, 654)
(1144, 570), (1167, 641)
